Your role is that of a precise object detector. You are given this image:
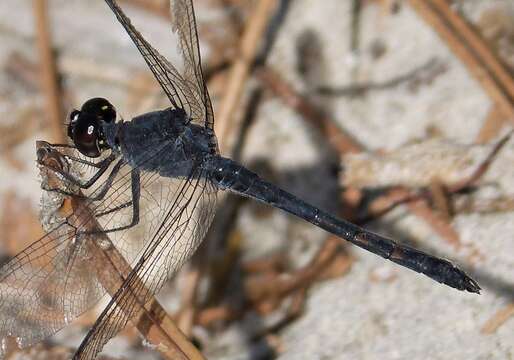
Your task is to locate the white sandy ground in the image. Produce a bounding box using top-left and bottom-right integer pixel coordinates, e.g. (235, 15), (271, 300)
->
(0, 0), (513, 359)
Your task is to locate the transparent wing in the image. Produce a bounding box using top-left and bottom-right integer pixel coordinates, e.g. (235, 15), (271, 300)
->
(0, 136), (217, 355)
(170, 0), (215, 131)
(103, 0), (215, 136)
(0, 225), (105, 357)
(0, 147), (118, 355)
(74, 167), (217, 359)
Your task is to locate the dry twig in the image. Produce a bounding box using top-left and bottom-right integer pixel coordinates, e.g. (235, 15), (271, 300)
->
(195, 236), (352, 328)
(481, 303), (514, 335)
(33, 0), (65, 143)
(408, 0), (514, 140)
(214, 0), (278, 152)
(121, 0), (169, 18)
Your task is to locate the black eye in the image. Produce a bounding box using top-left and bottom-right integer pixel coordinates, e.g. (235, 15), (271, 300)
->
(67, 98), (117, 157)
(80, 97), (116, 123)
(67, 109), (80, 139)
(72, 112), (101, 158)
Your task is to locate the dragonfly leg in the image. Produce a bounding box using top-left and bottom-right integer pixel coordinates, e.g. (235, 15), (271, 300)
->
(64, 153), (115, 169)
(53, 154), (117, 189)
(84, 168), (141, 235)
(95, 201), (133, 218)
(44, 159), (125, 201)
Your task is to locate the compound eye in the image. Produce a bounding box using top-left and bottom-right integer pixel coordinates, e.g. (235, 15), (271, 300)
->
(80, 97), (116, 123)
(72, 113), (101, 158)
(67, 109), (80, 139)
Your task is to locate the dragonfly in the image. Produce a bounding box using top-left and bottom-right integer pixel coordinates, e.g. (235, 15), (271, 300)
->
(0, 0), (480, 358)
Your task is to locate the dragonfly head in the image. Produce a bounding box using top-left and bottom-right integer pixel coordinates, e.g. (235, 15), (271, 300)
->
(67, 97), (116, 157)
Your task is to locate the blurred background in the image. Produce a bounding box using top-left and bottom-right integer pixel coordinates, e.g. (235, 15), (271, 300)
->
(0, 0), (513, 359)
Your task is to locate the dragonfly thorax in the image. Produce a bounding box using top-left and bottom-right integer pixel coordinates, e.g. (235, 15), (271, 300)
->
(112, 108), (211, 178)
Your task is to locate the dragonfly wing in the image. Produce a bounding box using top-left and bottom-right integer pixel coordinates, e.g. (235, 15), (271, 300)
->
(103, 0), (215, 138)
(0, 146), (122, 354)
(170, 0), (215, 132)
(0, 224), (106, 356)
(74, 168), (217, 359)
(39, 139), (218, 359)
(0, 134), (215, 355)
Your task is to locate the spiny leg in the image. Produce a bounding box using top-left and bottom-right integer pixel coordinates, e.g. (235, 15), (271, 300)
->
(46, 159), (125, 202)
(95, 201), (133, 218)
(46, 142), (116, 171)
(53, 153), (117, 189)
(64, 153), (115, 169)
(83, 168), (141, 235)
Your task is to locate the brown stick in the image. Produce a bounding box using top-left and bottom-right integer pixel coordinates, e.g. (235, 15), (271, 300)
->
(406, 200), (460, 248)
(194, 236), (352, 327)
(481, 303), (514, 334)
(476, 107), (509, 144)
(33, 0), (65, 143)
(449, 130), (513, 192)
(256, 67), (363, 154)
(176, 268), (202, 337)
(214, 0), (277, 153)
(244, 236), (351, 303)
(121, 0), (169, 18)
(37, 141), (204, 360)
(408, 0), (514, 120)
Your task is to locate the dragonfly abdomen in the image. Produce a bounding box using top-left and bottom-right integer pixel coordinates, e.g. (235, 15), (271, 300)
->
(208, 156), (480, 293)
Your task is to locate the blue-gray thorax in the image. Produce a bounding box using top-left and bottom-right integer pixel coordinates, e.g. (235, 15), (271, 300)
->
(102, 108), (212, 178)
